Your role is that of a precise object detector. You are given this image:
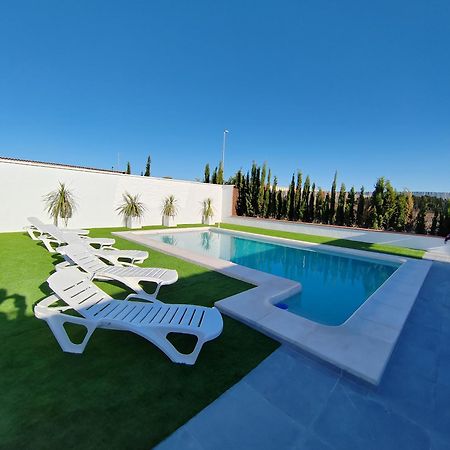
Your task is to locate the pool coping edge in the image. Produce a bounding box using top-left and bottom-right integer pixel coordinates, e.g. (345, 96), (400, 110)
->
(115, 228), (432, 385)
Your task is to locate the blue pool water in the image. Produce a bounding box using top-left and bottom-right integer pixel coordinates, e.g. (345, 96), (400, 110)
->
(149, 230), (399, 325)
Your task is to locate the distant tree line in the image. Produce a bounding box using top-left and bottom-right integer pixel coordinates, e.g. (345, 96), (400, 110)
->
(203, 161), (450, 236)
(203, 162), (224, 185)
(124, 155), (152, 176)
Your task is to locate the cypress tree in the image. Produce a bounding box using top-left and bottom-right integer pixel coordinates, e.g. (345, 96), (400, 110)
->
(276, 190), (283, 219)
(392, 192), (406, 231)
(217, 161), (224, 185)
(383, 180), (397, 230)
(212, 167), (218, 184)
(260, 163), (267, 186)
(252, 165), (261, 215)
(323, 192), (331, 224)
(346, 186), (356, 226)
(301, 176), (311, 219)
(249, 163), (259, 215)
(235, 170), (245, 215)
(315, 188), (324, 223)
(308, 183), (316, 222)
(329, 171), (337, 224)
(356, 186), (365, 227)
(204, 163), (210, 183)
(294, 171), (302, 221)
(263, 169), (271, 218)
(144, 155), (151, 176)
(270, 176), (278, 218)
(126, 162), (131, 174)
(287, 174), (296, 220)
(258, 163), (267, 215)
(244, 172), (253, 216)
(336, 183), (347, 226)
(369, 177), (386, 229)
(437, 200), (450, 236)
(430, 209), (439, 235)
(405, 191), (415, 231)
(415, 198), (427, 234)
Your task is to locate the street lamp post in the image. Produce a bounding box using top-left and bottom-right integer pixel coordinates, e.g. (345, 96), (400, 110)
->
(222, 129), (228, 174)
(219, 129), (229, 229)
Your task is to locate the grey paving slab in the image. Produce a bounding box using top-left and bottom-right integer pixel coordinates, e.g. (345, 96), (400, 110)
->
(156, 262), (450, 450)
(313, 380), (430, 450)
(244, 346), (339, 428)
(181, 380), (304, 450)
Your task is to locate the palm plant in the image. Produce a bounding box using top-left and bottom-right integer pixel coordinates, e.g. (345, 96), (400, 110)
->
(202, 198), (214, 224)
(161, 195), (178, 217)
(44, 182), (77, 226)
(202, 198), (214, 218)
(116, 192), (146, 227)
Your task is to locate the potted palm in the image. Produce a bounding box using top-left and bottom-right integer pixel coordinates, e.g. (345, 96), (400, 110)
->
(161, 195), (178, 227)
(116, 192), (146, 229)
(202, 198), (215, 225)
(44, 182), (77, 227)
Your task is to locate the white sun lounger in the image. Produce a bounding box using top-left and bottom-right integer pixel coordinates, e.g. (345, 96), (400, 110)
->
(26, 217), (89, 240)
(57, 244), (178, 300)
(27, 217), (148, 264)
(27, 217), (115, 252)
(68, 240), (149, 266)
(34, 268), (223, 364)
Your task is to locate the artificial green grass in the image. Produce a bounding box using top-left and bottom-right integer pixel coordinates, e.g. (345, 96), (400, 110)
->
(219, 222), (425, 259)
(0, 228), (278, 449)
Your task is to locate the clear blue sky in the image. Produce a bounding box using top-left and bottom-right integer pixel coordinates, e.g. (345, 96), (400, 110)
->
(1, 0), (449, 191)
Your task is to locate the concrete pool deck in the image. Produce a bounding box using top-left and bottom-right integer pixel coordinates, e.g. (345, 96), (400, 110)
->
(116, 227), (431, 384)
(156, 261), (450, 450)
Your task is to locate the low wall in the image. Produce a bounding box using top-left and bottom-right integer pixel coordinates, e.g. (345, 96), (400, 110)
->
(225, 216), (448, 252)
(0, 158), (233, 232)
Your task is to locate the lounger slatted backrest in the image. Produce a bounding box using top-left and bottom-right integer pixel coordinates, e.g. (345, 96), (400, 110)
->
(27, 217), (55, 235)
(48, 268), (210, 330)
(48, 268), (111, 319)
(27, 217), (45, 229)
(60, 244), (109, 272)
(28, 219), (68, 243)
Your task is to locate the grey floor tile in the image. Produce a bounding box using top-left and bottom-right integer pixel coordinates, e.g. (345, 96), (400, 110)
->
(245, 346), (339, 427)
(184, 381), (304, 450)
(313, 382), (430, 450)
(295, 433), (335, 450)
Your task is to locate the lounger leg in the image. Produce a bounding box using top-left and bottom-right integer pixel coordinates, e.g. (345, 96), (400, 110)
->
(26, 227), (40, 240)
(152, 283), (163, 298)
(120, 279), (160, 302)
(41, 238), (57, 253)
(44, 315), (97, 354)
(140, 329), (206, 365)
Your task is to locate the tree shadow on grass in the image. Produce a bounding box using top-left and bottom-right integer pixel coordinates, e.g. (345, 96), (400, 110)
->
(1, 265), (278, 450)
(0, 289), (26, 321)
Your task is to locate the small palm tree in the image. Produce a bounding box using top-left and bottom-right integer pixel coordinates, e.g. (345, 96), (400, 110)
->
(202, 198), (214, 218)
(116, 192), (146, 227)
(44, 182), (77, 226)
(161, 195), (178, 217)
(202, 198), (214, 224)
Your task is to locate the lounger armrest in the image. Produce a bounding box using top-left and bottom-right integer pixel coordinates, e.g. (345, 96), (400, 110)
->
(34, 295), (74, 317)
(124, 293), (164, 304)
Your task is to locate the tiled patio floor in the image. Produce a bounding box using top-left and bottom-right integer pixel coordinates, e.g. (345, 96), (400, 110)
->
(156, 262), (450, 450)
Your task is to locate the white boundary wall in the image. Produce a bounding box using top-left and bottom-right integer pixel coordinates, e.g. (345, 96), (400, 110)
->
(0, 159), (234, 232)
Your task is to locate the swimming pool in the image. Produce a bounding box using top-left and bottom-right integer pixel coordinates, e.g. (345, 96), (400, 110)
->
(148, 230), (400, 326)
